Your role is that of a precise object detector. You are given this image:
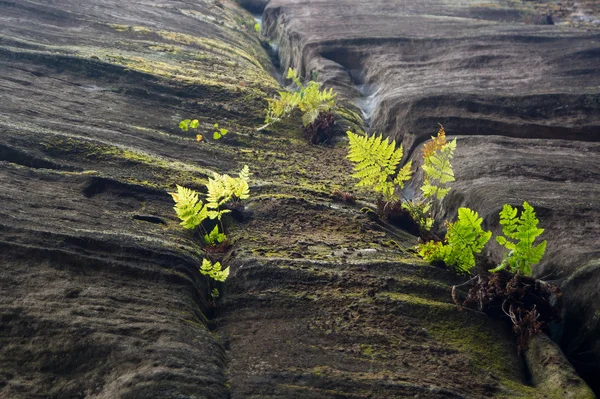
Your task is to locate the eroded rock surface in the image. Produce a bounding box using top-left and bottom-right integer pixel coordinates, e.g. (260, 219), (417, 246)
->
(0, 0), (597, 398)
(262, 0), (600, 393)
(0, 0), (273, 397)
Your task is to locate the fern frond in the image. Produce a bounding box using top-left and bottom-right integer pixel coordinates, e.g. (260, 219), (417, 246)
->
(418, 207), (491, 273)
(422, 125), (447, 159)
(347, 131), (406, 201)
(200, 258), (230, 282)
(494, 201), (546, 275)
(203, 225), (227, 245)
(421, 137), (456, 200)
(264, 70), (336, 128)
(206, 167), (251, 219)
(169, 185), (208, 229)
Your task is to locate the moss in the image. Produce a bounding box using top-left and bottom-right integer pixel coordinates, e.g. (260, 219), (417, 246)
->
(41, 136), (213, 188)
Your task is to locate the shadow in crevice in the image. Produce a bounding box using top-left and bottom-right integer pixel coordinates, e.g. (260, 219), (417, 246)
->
(0, 143), (79, 171)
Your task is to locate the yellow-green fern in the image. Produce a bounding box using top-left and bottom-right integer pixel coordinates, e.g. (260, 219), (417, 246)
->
(261, 68), (336, 130)
(346, 131), (412, 202)
(200, 258), (230, 282)
(421, 129), (457, 200)
(169, 185), (209, 229)
(206, 165), (250, 220)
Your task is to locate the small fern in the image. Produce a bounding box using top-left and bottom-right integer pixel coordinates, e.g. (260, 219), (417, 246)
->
(262, 68), (336, 130)
(206, 168), (250, 219)
(169, 185), (209, 230)
(200, 258), (230, 282)
(421, 126), (456, 200)
(490, 202), (546, 276)
(171, 166), (250, 225)
(418, 207), (492, 273)
(203, 225), (227, 245)
(347, 131), (412, 202)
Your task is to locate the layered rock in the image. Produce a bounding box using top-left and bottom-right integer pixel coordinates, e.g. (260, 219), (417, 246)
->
(263, 0), (600, 393)
(0, 0), (597, 398)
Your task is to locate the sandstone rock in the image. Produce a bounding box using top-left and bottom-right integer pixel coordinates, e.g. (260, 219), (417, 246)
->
(263, 0), (600, 393)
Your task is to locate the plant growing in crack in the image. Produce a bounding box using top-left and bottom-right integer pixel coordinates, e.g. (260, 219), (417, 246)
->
(169, 165), (250, 298)
(403, 126), (456, 232)
(179, 119), (230, 142)
(259, 68), (337, 143)
(489, 201), (547, 276)
(418, 201), (555, 352)
(418, 207), (492, 274)
(346, 125), (455, 235)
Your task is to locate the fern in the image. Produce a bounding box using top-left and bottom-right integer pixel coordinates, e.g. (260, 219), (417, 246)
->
(169, 185), (209, 229)
(200, 258), (230, 282)
(418, 207), (492, 273)
(490, 202), (546, 275)
(171, 166), (250, 226)
(206, 166), (250, 220)
(347, 131), (412, 202)
(203, 225), (227, 245)
(421, 127), (456, 200)
(262, 68), (336, 129)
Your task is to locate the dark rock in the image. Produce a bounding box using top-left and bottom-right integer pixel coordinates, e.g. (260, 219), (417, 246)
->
(263, 0), (600, 392)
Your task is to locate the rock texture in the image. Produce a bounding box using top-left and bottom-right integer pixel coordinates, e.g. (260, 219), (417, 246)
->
(262, 0), (600, 394)
(0, 0), (597, 398)
(0, 0), (274, 397)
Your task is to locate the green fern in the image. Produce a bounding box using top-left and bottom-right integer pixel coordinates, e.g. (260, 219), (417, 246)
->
(200, 258), (230, 282)
(347, 131), (412, 202)
(490, 202), (546, 275)
(262, 68), (336, 129)
(169, 185), (209, 229)
(203, 225), (227, 245)
(418, 207), (492, 273)
(421, 137), (456, 200)
(206, 166), (250, 220)
(171, 166), (250, 226)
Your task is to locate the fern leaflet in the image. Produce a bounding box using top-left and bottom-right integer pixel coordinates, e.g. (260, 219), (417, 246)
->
(347, 131), (411, 202)
(418, 207), (491, 273)
(200, 258), (230, 282)
(169, 185), (208, 229)
(491, 201), (546, 275)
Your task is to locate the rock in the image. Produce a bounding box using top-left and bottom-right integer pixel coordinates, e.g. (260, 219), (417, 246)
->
(526, 333), (595, 398)
(1, 0), (598, 397)
(238, 0), (270, 14)
(263, 0), (600, 393)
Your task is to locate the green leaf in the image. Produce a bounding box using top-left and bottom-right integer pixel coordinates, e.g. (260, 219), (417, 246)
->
(213, 131), (222, 140)
(418, 207), (491, 273)
(190, 119), (199, 129)
(203, 225), (227, 245)
(200, 259), (230, 282)
(179, 119), (191, 131)
(169, 185), (208, 229)
(421, 138), (456, 200)
(347, 131), (407, 202)
(494, 202), (546, 275)
(254, 23), (260, 32)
